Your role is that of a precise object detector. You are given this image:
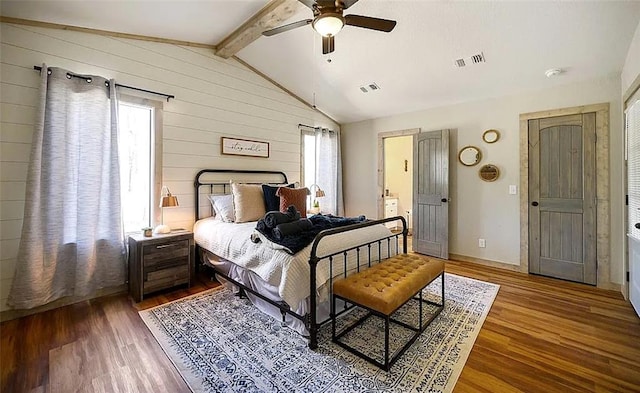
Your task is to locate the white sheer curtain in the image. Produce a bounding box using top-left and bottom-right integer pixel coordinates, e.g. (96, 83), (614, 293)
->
(315, 127), (344, 216)
(8, 65), (126, 309)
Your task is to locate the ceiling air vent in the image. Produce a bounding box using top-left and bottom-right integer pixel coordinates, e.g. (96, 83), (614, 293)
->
(454, 52), (485, 68)
(360, 82), (381, 93)
(471, 52), (485, 64)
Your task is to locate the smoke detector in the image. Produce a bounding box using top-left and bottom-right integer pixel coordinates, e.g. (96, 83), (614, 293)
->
(545, 68), (563, 77)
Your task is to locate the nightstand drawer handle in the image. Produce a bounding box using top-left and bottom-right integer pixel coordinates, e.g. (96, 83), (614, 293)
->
(156, 243), (180, 249)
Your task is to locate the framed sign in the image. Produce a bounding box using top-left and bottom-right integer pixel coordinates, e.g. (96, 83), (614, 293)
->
(221, 137), (269, 158)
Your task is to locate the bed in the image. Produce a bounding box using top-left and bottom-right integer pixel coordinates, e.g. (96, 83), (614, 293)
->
(193, 169), (407, 349)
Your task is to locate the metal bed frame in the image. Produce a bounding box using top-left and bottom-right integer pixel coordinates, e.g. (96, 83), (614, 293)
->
(194, 169), (408, 349)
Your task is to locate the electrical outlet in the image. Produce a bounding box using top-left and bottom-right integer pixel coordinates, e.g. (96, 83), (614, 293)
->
(478, 238), (486, 248)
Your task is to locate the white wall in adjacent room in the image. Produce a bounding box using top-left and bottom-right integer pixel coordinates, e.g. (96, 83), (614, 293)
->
(383, 135), (413, 227)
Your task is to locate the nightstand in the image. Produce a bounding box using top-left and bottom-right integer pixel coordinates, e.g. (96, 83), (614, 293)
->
(128, 231), (195, 302)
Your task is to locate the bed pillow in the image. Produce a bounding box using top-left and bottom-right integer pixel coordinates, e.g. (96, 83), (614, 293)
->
(232, 183), (266, 223)
(262, 183), (295, 212)
(207, 194), (235, 222)
(276, 187), (309, 218)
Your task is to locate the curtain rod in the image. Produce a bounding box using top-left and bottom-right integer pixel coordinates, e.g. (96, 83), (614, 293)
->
(298, 123), (335, 132)
(298, 123), (334, 132)
(33, 65), (175, 102)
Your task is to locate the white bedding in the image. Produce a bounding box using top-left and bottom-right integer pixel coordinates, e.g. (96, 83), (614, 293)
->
(193, 217), (395, 308)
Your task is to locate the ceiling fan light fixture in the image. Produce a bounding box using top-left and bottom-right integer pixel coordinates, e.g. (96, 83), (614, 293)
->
(312, 13), (344, 37)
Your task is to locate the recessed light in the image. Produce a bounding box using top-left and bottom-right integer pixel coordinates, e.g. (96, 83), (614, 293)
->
(545, 68), (563, 77)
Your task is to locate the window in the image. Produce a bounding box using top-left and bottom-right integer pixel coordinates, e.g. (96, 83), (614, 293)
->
(301, 130), (317, 189)
(628, 95), (640, 239)
(300, 127), (342, 216)
(118, 96), (162, 233)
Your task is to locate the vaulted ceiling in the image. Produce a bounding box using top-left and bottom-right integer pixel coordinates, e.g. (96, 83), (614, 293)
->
(2, 1), (640, 124)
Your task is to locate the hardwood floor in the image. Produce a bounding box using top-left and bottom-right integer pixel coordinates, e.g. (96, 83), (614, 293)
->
(1, 274), (219, 393)
(1, 261), (639, 393)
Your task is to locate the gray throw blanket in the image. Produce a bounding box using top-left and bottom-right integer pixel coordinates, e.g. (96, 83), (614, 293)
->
(273, 219), (313, 240)
(254, 214), (368, 255)
(263, 205), (301, 228)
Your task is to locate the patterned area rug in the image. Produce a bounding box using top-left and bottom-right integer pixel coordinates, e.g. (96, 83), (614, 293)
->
(139, 273), (499, 393)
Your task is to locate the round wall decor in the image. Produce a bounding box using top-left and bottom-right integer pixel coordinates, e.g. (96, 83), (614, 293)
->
(479, 164), (500, 182)
(458, 146), (482, 166)
(482, 129), (500, 143)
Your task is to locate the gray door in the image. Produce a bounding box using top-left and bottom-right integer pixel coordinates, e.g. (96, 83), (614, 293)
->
(528, 113), (596, 284)
(413, 129), (449, 258)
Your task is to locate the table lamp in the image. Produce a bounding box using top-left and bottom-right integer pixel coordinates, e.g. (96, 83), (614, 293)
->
(309, 184), (325, 213)
(154, 186), (179, 234)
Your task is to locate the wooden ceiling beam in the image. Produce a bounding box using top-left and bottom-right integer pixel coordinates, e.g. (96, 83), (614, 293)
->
(0, 16), (217, 49)
(215, 0), (301, 59)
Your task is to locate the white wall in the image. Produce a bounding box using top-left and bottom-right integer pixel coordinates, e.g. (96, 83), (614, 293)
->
(383, 135), (413, 226)
(622, 20), (640, 95)
(0, 22), (338, 313)
(343, 76), (623, 284)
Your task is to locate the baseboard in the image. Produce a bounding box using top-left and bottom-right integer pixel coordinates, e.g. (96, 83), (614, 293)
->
(0, 285), (127, 322)
(449, 253), (623, 294)
(621, 281), (629, 301)
(448, 253), (523, 272)
(597, 281), (622, 293)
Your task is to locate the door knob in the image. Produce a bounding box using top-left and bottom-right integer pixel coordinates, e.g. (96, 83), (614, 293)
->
(635, 223), (640, 229)
(441, 198), (448, 203)
(531, 201), (539, 206)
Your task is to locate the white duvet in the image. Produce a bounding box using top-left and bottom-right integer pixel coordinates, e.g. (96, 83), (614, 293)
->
(193, 217), (395, 308)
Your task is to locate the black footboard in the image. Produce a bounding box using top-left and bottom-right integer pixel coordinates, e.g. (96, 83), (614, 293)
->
(307, 215), (408, 349)
(192, 168), (408, 350)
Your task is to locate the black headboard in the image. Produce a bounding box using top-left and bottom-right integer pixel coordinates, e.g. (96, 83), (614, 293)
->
(194, 169), (288, 221)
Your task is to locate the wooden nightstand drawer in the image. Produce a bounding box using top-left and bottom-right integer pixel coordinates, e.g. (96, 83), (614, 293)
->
(128, 231), (194, 302)
(143, 240), (189, 266)
(144, 265), (189, 294)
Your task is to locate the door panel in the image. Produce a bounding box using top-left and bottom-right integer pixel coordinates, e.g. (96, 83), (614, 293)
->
(529, 114), (596, 284)
(413, 130), (449, 258)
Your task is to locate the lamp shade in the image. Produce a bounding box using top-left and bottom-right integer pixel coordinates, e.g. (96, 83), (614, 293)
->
(309, 184), (325, 198)
(312, 14), (344, 37)
(155, 187), (178, 234)
(160, 194), (179, 208)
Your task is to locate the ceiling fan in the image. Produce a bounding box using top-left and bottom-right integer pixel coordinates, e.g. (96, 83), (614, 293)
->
(262, 0), (397, 54)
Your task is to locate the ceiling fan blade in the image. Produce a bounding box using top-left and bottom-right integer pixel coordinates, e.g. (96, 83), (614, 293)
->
(341, 0), (360, 10)
(322, 35), (335, 54)
(298, 0), (316, 10)
(262, 19), (312, 36)
(344, 14), (397, 32)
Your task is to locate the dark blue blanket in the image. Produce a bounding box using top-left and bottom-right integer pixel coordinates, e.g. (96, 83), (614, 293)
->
(254, 214), (367, 255)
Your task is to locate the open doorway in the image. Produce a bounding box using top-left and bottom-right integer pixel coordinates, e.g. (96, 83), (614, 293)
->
(378, 128), (420, 250)
(383, 136), (413, 232)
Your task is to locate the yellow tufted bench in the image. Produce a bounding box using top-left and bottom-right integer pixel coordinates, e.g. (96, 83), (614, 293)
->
(332, 254), (445, 371)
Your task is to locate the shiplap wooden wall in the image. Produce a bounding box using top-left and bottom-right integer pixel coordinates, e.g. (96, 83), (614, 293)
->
(0, 22), (338, 313)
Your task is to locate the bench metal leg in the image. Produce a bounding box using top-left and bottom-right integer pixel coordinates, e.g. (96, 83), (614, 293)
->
(332, 273), (445, 371)
(331, 289), (336, 341)
(384, 315), (390, 371)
